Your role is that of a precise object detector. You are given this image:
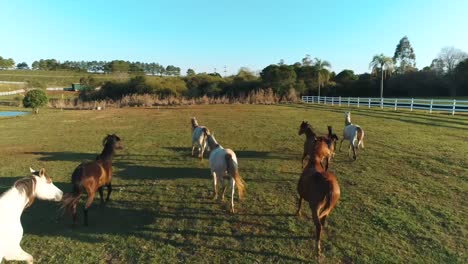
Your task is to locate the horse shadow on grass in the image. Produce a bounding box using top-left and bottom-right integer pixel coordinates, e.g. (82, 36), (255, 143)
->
(23, 151), (97, 162)
(164, 147), (298, 161)
(115, 161), (209, 181)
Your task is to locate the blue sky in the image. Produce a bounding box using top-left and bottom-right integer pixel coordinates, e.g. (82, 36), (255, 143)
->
(1, 0), (467, 75)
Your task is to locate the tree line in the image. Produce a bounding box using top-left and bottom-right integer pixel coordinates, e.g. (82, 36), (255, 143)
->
(1, 36), (468, 98)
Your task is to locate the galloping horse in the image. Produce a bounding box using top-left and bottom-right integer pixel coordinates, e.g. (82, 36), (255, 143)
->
(61, 134), (123, 226)
(339, 112), (365, 160)
(297, 152), (340, 257)
(206, 130), (246, 213)
(191, 117), (209, 160)
(0, 168), (63, 263)
(299, 121), (339, 171)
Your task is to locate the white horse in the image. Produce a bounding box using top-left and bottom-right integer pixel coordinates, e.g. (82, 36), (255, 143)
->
(206, 131), (246, 213)
(0, 168), (63, 264)
(339, 112), (365, 160)
(191, 117), (209, 160)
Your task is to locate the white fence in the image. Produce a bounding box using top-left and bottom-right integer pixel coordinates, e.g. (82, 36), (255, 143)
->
(0, 89), (26, 96)
(301, 96), (468, 115)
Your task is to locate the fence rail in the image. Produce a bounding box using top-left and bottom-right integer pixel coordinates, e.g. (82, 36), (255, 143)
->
(301, 96), (468, 115)
(0, 89), (26, 96)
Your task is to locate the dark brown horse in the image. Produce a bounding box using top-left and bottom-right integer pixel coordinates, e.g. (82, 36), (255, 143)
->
(61, 134), (123, 226)
(299, 121), (339, 171)
(296, 148), (341, 257)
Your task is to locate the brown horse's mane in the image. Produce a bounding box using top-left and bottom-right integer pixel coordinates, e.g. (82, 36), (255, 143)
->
(97, 134), (121, 161)
(14, 176), (37, 208)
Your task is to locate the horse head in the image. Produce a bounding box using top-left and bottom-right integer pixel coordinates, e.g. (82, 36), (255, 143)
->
(28, 167), (63, 202)
(298, 121), (309, 135)
(103, 134), (124, 150)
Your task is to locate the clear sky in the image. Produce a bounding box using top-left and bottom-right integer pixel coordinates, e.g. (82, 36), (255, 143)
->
(1, 0), (467, 75)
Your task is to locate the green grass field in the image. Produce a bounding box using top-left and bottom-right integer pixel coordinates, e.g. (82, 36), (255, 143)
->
(0, 104), (467, 263)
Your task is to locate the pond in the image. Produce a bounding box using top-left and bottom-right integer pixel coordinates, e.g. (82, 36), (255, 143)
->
(0, 111), (30, 117)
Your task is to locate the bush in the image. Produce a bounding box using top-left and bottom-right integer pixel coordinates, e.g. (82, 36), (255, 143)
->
(23, 89), (48, 114)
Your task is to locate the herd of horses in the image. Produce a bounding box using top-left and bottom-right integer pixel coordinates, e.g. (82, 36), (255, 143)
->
(0, 111), (364, 262)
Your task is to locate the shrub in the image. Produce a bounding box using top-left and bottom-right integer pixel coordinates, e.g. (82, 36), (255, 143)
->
(23, 89), (49, 114)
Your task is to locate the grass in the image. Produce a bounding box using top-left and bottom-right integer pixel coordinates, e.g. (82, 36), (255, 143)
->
(0, 83), (26, 92)
(0, 104), (467, 263)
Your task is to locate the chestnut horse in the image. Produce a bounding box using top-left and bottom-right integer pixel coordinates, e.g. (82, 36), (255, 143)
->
(61, 134), (123, 226)
(296, 147), (340, 257)
(298, 121), (339, 171)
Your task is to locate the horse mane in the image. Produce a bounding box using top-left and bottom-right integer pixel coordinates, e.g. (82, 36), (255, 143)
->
(99, 134), (119, 160)
(191, 117), (199, 130)
(14, 176), (37, 208)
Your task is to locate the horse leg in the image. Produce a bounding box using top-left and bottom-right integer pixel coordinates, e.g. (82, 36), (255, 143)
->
(106, 183), (112, 202)
(191, 144), (195, 157)
(338, 138), (344, 151)
(83, 191), (96, 226)
(320, 214), (328, 227)
(211, 172), (218, 200)
(324, 156), (330, 171)
(4, 247), (33, 264)
(295, 196), (303, 217)
(352, 144), (357, 161)
(310, 205), (323, 257)
(230, 177), (236, 213)
(98, 186), (104, 205)
(199, 145), (204, 160)
(221, 178), (227, 202)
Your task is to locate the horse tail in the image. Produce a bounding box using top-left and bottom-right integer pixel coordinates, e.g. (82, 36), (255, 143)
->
(60, 165), (84, 215)
(225, 153), (246, 200)
(319, 177), (340, 219)
(356, 127), (364, 149)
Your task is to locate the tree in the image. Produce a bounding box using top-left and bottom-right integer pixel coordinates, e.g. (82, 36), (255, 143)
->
(369, 54), (394, 98)
(260, 64), (297, 95)
(302, 54), (312, 66)
(436, 46), (468, 74)
(393, 36), (416, 73)
(333, 70), (358, 83)
(16, 62), (29, 70)
(109, 60), (130, 73)
(312, 58), (331, 98)
(23, 89), (48, 114)
(0, 56), (15, 69)
(453, 58), (468, 96)
(186, 68), (195, 76)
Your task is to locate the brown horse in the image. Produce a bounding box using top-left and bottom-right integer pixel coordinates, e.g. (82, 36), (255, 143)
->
(296, 150), (340, 257)
(299, 121), (339, 171)
(61, 134), (123, 226)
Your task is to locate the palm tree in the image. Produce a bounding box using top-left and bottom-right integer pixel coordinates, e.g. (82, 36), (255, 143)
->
(369, 54), (394, 99)
(313, 58), (331, 99)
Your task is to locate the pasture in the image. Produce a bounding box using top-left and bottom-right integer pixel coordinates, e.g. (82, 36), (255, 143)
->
(0, 104), (466, 263)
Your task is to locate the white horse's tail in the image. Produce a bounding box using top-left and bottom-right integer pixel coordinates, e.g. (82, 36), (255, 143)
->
(225, 153), (245, 200)
(356, 127), (364, 149)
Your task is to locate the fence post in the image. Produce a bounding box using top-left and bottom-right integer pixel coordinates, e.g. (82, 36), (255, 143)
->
(332, 97), (334, 106)
(410, 98), (414, 111)
(452, 99), (456, 115)
(394, 98), (397, 110)
(368, 98), (371, 108)
(339, 96), (341, 106)
(324, 96), (327, 105)
(429, 99), (433, 114)
(380, 98), (384, 109)
(348, 97), (350, 107)
(357, 97), (360, 108)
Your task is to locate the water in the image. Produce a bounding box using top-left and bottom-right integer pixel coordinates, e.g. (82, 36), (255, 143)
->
(0, 111), (29, 117)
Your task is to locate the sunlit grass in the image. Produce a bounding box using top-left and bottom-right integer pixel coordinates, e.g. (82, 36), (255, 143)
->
(0, 104), (466, 263)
